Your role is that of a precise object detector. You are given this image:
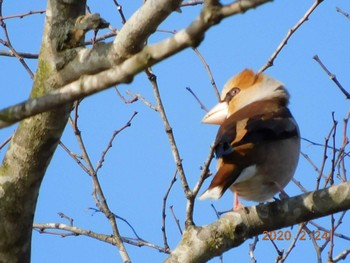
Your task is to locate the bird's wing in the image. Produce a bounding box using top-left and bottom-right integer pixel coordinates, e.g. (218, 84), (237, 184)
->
(214, 103), (299, 159)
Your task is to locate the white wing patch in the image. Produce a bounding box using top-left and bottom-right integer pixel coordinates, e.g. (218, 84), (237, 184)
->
(198, 186), (223, 200)
(234, 165), (257, 184)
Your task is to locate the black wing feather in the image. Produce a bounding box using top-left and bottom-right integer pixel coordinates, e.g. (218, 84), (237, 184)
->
(214, 105), (298, 159)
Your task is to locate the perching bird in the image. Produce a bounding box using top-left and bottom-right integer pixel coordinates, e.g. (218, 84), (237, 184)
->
(199, 69), (300, 209)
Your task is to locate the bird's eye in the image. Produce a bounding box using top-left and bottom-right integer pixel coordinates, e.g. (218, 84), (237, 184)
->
(225, 87), (240, 102)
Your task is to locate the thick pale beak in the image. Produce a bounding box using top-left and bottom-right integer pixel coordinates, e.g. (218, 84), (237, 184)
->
(202, 101), (228, 124)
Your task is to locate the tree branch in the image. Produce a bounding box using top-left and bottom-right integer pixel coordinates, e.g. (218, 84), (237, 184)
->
(313, 55), (350, 99)
(0, 0), (272, 128)
(165, 181), (350, 263)
(0, 0), (86, 261)
(258, 0), (324, 73)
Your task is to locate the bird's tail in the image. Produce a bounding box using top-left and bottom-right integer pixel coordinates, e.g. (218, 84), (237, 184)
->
(198, 163), (240, 200)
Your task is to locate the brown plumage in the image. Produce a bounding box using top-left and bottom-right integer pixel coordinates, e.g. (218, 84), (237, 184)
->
(199, 69), (300, 205)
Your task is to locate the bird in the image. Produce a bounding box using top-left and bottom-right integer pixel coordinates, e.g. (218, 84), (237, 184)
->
(199, 69), (300, 209)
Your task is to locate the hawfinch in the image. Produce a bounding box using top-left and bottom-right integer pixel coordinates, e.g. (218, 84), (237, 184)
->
(199, 69), (300, 208)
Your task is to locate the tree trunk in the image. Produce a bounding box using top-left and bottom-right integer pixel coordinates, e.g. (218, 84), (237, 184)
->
(0, 1), (86, 261)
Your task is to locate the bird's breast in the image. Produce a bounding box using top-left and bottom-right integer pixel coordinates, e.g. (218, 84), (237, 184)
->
(230, 136), (300, 202)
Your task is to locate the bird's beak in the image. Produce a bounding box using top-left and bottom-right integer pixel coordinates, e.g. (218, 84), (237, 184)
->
(202, 101), (228, 124)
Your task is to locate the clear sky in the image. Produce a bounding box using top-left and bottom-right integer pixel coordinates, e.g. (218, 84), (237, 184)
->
(1, 0), (350, 262)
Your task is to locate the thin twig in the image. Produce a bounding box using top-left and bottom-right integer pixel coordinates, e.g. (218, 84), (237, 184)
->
(146, 68), (193, 225)
(89, 207), (143, 240)
(291, 177), (309, 194)
(248, 236), (259, 263)
(339, 111), (350, 181)
(316, 119), (336, 190)
(191, 47), (220, 100)
(69, 100), (131, 261)
(309, 220), (350, 241)
(322, 114), (337, 188)
(121, 237), (170, 254)
(181, 1), (204, 7)
(313, 55), (350, 99)
(33, 222), (169, 253)
(115, 87), (138, 104)
(0, 134), (12, 150)
(0, 9), (45, 20)
(301, 137), (350, 157)
(327, 214), (335, 261)
(336, 6), (350, 21)
(169, 205), (183, 235)
(0, 4), (34, 78)
(57, 212), (74, 226)
(259, 0), (324, 73)
(84, 31), (117, 46)
(155, 30), (220, 101)
(320, 211), (346, 252)
(269, 238), (283, 262)
(0, 50), (38, 58)
(189, 143), (215, 224)
(304, 226), (322, 263)
(326, 113), (338, 186)
(281, 224), (305, 262)
(186, 87), (209, 112)
(112, 0), (127, 24)
(333, 248), (350, 262)
(210, 204), (221, 219)
(95, 111), (138, 173)
(126, 90), (158, 111)
(192, 144), (215, 196)
(59, 141), (89, 174)
(300, 152), (326, 181)
(161, 170), (178, 251)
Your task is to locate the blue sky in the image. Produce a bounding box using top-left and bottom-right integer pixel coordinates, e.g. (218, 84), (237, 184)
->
(1, 0), (350, 262)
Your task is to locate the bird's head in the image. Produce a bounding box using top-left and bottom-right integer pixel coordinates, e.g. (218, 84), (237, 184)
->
(202, 69), (290, 124)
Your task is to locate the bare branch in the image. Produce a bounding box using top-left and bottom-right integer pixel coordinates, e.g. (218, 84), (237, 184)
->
(89, 208), (144, 241)
(313, 55), (350, 99)
(248, 236), (259, 263)
(336, 6), (350, 21)
(185, 144), (215, 227)
(192, 144), (215, 196)
(146, 68), (192, 223)
(59, 141), (90, 174)
(301, 137), (350, 157)
(170, 205), (183, 235)
(0, 0), (272, 128)
(162, 170), (178, 251)
(0, 50), (38, 59)
(191, 47), (220, 100)
(334, 248), (350, 263)
(259, 0), (324, 73)
(317, 118), (336, 189)
(0, 135), (12, 150)
(33, 221), (169, 253)
(125, 90), (158, 111)
(0, 5), (34, 78)
(181, 1), (204, 8)
(309, 220), (350, 242)
(165, 181), (350, 262)
(291, 177), (309, 194)
(57, 212), (74, 226)
(69, 102), (131, 262)
(0, 9), (45, 20)
(186, 87), (209, 112)
(281, 224), (305, 262)
(112, 0), (127, 24)
(95, 111), (138, 173)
